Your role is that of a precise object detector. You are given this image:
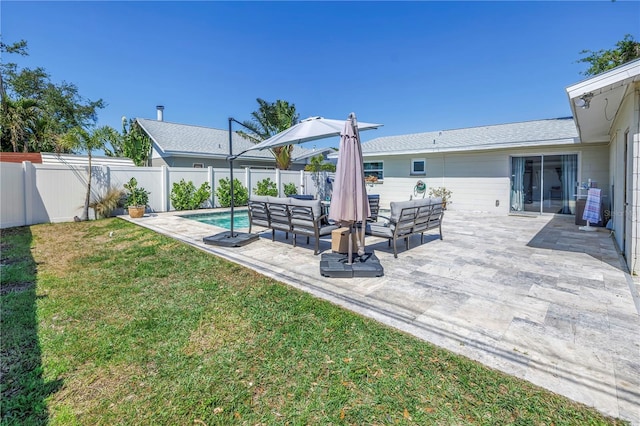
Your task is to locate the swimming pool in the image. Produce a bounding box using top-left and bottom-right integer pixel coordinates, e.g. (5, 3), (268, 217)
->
(181, 210), (249, 229)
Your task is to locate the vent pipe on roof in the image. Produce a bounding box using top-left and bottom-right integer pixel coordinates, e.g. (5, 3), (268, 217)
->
(156, 105), (165, 121)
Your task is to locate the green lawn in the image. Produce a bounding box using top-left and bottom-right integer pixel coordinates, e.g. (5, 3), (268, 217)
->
(0, 219), (628, 425)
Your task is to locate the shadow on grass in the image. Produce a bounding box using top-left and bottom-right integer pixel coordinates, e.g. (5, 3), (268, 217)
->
(1, 227), (62, 425)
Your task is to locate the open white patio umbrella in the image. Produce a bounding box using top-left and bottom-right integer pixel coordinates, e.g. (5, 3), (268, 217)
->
(251, 116), (382, 151)
(205, 114), (381, 249)
(328, 113), (369, 263)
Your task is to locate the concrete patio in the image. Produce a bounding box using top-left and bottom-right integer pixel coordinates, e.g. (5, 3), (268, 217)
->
(123, 210), (640, 425)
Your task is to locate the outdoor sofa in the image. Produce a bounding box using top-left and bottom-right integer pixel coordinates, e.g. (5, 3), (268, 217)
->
(365, 197), (444, 257)
(248, 195), (339, 255)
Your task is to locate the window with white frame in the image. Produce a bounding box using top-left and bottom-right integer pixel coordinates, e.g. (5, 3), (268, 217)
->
(411, 158), (426, 175)
(193, 163), (204, 168)
(363, 161), (384, 181)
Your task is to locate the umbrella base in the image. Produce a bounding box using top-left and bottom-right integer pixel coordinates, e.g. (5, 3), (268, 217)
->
(203, 231), (260, 247)
(319, 252), (384, 278)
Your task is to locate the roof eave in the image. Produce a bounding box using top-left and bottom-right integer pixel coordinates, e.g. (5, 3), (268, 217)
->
(566, 59), (640, 143)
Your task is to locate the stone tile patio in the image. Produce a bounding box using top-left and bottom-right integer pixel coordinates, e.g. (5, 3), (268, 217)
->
(123, 210), (640, 425)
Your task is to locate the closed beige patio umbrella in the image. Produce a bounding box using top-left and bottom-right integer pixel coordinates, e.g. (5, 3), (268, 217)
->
(329, 113), (369, 263)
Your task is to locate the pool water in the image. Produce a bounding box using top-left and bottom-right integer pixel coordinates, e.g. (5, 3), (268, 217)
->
(181, 210), (249, 229)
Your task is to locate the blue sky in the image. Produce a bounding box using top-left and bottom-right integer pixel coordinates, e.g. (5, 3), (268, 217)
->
(3, 1), (640, 149)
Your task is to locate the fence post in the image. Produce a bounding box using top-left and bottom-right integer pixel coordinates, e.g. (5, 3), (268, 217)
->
(22, 161), (35, 226)
(161, 165), (169, 212)
(208, 166), (214, 208)
(275, 168), (281, 197)
(245, 167), (251, 197)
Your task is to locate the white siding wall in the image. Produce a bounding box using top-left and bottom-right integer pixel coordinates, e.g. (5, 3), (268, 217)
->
(364, 144), (609, 214)
(608, 83), (640, 274)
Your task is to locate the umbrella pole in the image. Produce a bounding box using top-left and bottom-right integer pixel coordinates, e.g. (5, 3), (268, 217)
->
(228, 118), (236, 238)
(347, 223), (353, 265)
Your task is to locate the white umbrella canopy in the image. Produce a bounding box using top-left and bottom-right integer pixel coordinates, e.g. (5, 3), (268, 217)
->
(328, 113), (369, 259)
(251, 116), (382, 151)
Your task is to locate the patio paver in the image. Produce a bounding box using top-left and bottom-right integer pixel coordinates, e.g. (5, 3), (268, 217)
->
(123, 210), (640, 425)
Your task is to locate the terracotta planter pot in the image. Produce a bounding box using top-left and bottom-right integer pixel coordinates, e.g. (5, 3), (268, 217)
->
(128, 206), (145, 218)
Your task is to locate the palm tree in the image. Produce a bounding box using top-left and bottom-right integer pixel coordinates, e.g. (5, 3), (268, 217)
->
(238, 98), (299, 170)
(1, 95), (39, 152)
(59, 125), (119, 220)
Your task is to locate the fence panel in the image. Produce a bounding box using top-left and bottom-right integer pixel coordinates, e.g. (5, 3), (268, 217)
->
(1, 163), (328, 228)
(166, 167), (211, 209)
(34, 164), (92, 223)
(1, 162), (26, 228)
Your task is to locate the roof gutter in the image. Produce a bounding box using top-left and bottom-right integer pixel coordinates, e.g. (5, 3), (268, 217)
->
(329, 137), (580, 159)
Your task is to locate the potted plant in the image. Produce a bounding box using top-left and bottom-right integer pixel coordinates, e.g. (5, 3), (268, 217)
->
(428, 186), (452, 209)
(124, 177), (150, 218)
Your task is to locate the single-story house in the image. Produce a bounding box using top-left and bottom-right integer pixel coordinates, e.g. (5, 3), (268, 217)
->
(336, 59), (639, 274)
(136, 107), (331, 170)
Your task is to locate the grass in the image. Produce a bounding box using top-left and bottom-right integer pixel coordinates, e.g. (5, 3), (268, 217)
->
(0, 218), (628, 425)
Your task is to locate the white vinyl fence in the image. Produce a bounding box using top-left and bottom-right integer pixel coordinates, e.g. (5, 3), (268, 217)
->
(0, 162), (332, 229)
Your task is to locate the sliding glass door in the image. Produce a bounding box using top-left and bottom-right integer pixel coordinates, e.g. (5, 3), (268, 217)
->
(510, 154), (577, 214)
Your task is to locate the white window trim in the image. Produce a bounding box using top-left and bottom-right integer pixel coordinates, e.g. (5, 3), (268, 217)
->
(411, 158), (426, 175)
(363, 160), (384, 182)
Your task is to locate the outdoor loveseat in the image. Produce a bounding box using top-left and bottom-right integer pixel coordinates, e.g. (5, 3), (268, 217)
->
(365, 197), (444, 257)
(247, 195), (339, 255)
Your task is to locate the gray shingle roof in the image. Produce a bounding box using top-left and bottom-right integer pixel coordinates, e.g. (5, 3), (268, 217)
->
(360, 117), (579, 156)
(136, 118), (316, 161)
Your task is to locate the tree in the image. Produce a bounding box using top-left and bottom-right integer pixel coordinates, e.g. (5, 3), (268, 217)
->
(304, 154), (336, 200)
(104, 117), (151, 166)
(237, 98), (299, 170)
(59, 126), (120, 221)
(1, 37), (105, 152)
(0, 38), (28, 100)
(0, 96), (39, 152)
(577, 34), (640, 76)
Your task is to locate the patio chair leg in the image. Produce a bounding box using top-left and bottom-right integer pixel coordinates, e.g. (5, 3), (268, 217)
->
(272, 229), (275, 241)
(421, 233), (424, 244)
(293, 234), (297, 247)
(393, 239), (398, 258)
(439, 224), (443, 240)
(306, 236), (310, 245)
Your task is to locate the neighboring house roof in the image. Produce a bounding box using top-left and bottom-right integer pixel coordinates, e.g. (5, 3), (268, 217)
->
(0, 152), (43, 163)
(136, 118), (318, 163)
(334, 117), (579, 158)
(41, 153), (135, 166)
(0, 152), (135, 166)
(566, 58), (640, 143)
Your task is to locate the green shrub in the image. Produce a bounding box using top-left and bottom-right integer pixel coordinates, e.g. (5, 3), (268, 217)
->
(283, 182), (298, 196)
(170, 179), (212, 211)
(253, 178), (278, 197)
(123, 177), (150, 207)
(216, 177), (248, 207)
